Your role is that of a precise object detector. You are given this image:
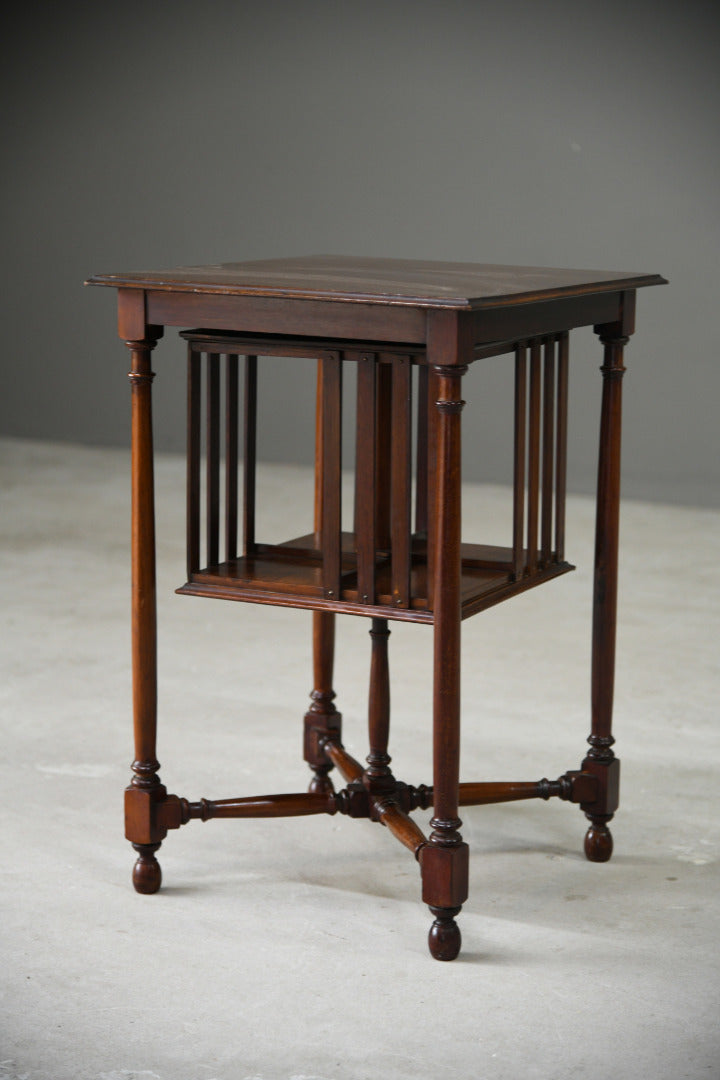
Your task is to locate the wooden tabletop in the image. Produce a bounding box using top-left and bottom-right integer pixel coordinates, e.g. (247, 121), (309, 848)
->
(86, 255), (666, 310)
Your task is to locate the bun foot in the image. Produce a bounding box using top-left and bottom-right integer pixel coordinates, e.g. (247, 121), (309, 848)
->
(584, 820), (613, 862)
(428, 906), (462, 961)
(131, 842), (162, 893)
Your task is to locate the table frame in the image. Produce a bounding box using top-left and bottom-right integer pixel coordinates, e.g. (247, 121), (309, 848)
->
(90, 262), (663, 961)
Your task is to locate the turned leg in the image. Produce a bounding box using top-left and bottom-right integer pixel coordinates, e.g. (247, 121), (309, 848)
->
(421, 346), (469, 961)
(363, 618), (394, 794)
(583, 307), (632, 861)
(124, 329), (166, 893)
(304, 360), (343, 791)
(304, 611), (342, 793)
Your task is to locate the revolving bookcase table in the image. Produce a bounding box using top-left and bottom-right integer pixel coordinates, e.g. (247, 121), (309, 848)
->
(86, 256), (666, 960)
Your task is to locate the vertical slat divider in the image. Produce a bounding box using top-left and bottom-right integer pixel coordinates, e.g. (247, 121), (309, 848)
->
(555, 331), (569, 561)
(355, 353), (377, 604)
(225, 354), (239, 561)
(541, 336), (555, 566)
(391, 356), (413, 607)
(374, 361), (393, 551)
(206, 352), (220, 567)
(243, 355), (257, 556)
(527, 340), (542, 575)
(426, 366), (438, 609)
(321, 354), (343, 600)
(187, 346), (201, 577)
(313, 360), (324, 546)
(512, 343), (527, 581)
(415, 362), (429, 534)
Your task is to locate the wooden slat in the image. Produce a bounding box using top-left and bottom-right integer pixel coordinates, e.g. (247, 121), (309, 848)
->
(321, 354), (343, 600)
(187, 347), (201, 576)
(243, 355), (257, 556)
(391, 356), (412, 607)
(425, 367), (439, 609)
(541, 336), (555, 566)
(555, 331), (569, 561)
(225, 354), (239, 561)
(206, 353), (220, 567)
(512, 344), (527, 581)
(415, 363), (429, 533)
(355, 354), (377, 604)
(527, 340), (542, 574)
(313, 359), (324, 544)
(374, 361), (393, 550)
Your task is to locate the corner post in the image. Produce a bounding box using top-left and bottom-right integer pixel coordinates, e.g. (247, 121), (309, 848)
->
(421, 309), (470, 960)
(583, 291), (634, 861)
(119, 289), (166, 892)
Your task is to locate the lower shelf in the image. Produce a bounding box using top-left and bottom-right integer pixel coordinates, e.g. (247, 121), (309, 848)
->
(177, 533), (574, 622)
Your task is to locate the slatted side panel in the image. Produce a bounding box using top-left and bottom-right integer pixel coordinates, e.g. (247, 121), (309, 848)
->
(512, 344), (527, 581)
(185, 343), (254, 575)
(541, 337), (556, 566)
(186, 345), (202, 577)
(206, 352), (221, 567)
(527, 340), (542, 574)
(511, 333), (570, 578)
(555, 332), (569, 561)
(390, 356), (413, 608)
(320, 354), (343, 600)
(355, 352), (377, 605)
(225, 354), (239, 560)
(243, 355), (257, 556)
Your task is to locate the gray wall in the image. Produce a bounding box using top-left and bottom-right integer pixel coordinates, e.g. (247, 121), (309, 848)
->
(2, 0), (718, 506)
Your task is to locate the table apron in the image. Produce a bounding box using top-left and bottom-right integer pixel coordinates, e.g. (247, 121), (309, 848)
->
(145, 290), (427, 344)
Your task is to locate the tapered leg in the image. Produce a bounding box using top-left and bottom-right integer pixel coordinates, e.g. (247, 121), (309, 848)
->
(582, 325), (629, 861)
(124, 333), (165, 893)
(421, 352), (469, 960)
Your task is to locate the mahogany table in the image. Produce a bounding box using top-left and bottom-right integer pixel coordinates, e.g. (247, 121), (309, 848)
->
(86, 256), (666, 960)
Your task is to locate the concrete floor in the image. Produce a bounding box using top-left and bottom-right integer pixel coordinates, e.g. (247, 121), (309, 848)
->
(1, 436), (719, 1080)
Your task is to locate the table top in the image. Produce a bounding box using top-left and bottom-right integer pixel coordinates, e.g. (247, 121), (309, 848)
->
(86, 255), (666, 310)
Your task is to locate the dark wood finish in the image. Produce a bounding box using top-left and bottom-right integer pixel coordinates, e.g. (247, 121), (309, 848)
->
(186, 792), (338, 819)
(374, 800), (427, 857)
(355, 353), (377, 605)
(206, 353), (220, 567)
(243, 356), (257, 556)
(555, 332), (569, 562)
(125, 329), (164, 894)
(415, 363), (429, 534)
(512, 344), (527, 581)
(583, 312), (630, 862)
(88, 254), (665, 309)
(541, 337), (555, 567)
(424, 326), (470, 959)
(186, 347), (201, 577)
(322, 740), (365, 784)
(225, 353), (239, 561)
(364, 618), (393, 793)
(320, 355), (342, 600)
(87, 256), (666, 960)
(425, 366), (439, 610)
(527, 340), (542, 575)
(304, 363), (342, 794)
(374, 361), (393, 550)
(390, 357), (413, 608)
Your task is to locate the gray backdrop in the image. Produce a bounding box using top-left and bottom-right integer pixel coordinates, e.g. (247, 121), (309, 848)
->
(2, 0), (718, 506)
